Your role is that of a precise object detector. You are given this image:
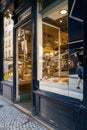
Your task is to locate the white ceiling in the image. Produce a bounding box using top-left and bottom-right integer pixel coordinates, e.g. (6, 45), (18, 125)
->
(47, 5), (68, 20)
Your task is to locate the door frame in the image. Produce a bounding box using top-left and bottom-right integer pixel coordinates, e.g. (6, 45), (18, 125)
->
(13, 15), (32, 102)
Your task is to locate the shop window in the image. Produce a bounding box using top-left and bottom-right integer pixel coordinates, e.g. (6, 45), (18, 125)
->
(42, 23), (68, 83)
(39, 0), (83, 100)
(17, 27), (32, 83)
(16, 21), (32, 95)
(3, 11), (13, 81)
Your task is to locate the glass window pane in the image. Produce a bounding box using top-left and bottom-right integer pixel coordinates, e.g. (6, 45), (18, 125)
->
(3, 11), (13, 81)
(16, 21), (32, 95)
(39, 0), (83, 100)
(42, 23), (68, 84)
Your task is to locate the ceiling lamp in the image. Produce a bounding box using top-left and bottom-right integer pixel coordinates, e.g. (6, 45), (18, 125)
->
(59, 20), (63, 23)
(59, 9), (67, 14)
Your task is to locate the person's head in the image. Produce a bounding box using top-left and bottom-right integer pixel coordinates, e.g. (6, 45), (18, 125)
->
(77, 62), (81, 66)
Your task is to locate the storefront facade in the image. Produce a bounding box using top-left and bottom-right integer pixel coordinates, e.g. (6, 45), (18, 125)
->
(0, 0), (87, 130)
(0, 0), (37, 111)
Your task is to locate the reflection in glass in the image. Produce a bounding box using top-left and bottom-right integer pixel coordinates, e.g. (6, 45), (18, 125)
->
(3, 12), (13, 81)
(69, 44), (83, 98)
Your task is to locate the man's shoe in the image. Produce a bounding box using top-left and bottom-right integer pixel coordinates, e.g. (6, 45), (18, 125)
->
(76, 87), (80, 89)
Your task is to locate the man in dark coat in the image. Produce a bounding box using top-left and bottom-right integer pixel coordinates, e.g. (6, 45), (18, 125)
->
(76, 62), (83, 89)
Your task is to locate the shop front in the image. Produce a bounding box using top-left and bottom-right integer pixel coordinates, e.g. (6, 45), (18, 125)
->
(0, 1), (14, 100)
(12, 0), (37, 111)
(15, 20), (32, 110)
(0, 0), (87, 130)
(0, 0), (37, 111)
(35, 0), (87, 130)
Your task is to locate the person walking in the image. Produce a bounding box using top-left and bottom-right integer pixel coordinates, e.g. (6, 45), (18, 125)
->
(76, 62), (83, 89)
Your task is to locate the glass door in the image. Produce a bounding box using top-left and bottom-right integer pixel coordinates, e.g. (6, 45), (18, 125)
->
(16, 21), (32, 110)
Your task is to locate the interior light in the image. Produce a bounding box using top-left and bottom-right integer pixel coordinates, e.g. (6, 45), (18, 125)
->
(60, 20), (62, 23)
(59, 9), (67, 14)
(7, 10), (10, 12)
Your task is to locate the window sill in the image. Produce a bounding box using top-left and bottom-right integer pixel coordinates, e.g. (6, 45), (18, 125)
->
(1, 80), (13, 87)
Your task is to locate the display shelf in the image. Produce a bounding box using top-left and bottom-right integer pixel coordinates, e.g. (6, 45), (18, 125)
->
(42, 48), (68, 82)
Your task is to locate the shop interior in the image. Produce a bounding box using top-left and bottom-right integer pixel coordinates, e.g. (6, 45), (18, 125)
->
(40, 1), (83, 100)
(17, 21), (32, 110)
(42, 5), (68, 84)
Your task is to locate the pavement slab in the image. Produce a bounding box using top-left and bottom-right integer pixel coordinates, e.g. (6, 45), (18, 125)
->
(0, 97), (50, 130)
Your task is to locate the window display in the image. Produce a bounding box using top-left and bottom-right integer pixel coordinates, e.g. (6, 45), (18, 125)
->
(39, 0), (83, 100)
(17, 21), (32, 94)
(42, 24), (68, 84)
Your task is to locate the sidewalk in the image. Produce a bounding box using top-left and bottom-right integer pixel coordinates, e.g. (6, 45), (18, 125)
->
(0, 96), (54, 130)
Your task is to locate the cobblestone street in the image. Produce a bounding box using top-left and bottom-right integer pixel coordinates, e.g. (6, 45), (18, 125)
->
(0, 96), (50, 130)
